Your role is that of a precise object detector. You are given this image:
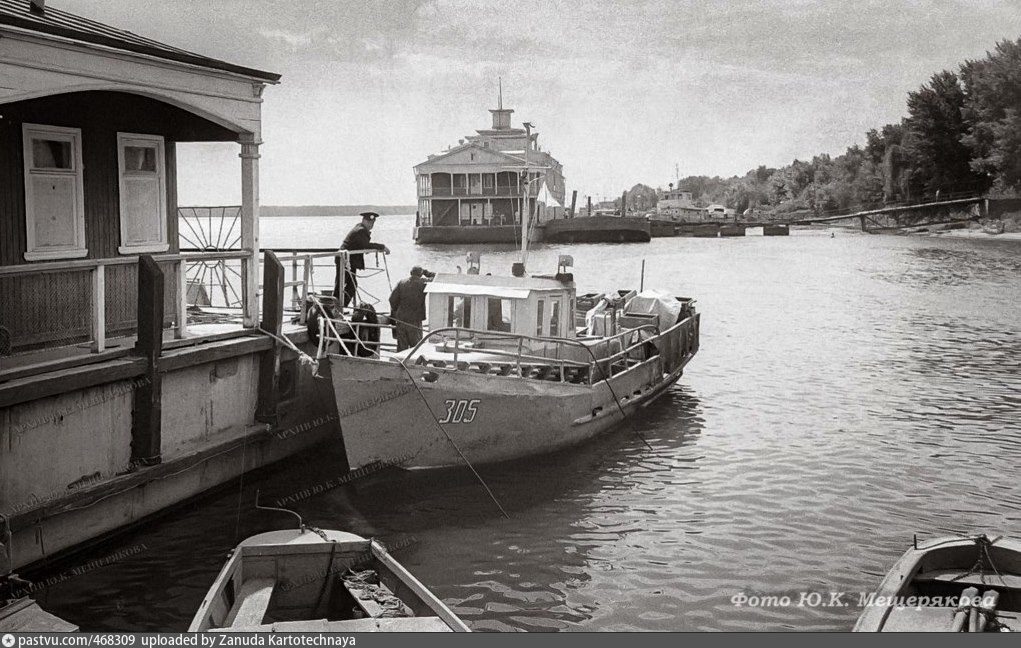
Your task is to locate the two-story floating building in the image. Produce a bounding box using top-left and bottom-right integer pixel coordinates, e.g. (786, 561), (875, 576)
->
(413, 91), (566, 244)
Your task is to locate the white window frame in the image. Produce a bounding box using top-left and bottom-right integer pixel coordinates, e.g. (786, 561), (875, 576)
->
(22, 123), (87, 261)
(116, 132), (168, 255)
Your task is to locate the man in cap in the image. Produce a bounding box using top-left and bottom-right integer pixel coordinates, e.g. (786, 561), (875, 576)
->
(388, 265), (435, 351)
(335, 211), (390, 307)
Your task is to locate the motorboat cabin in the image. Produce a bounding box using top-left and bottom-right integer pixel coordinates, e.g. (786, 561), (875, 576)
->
(426, 273), (576, 341)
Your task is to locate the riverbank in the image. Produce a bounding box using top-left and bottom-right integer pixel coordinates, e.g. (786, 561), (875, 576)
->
(934, 229), (1021, 240)
(929, 213), (1021, 240)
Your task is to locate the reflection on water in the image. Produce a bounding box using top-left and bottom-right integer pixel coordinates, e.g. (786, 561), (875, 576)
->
(29, 218), (1021, 631)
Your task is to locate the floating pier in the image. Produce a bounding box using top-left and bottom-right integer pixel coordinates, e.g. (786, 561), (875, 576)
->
(762, 224), (790, 236)
(692, 224), (721, 238)
(543, 216), (651, 243)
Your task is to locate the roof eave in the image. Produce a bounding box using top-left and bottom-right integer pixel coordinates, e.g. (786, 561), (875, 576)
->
(0, 13), (280, 83)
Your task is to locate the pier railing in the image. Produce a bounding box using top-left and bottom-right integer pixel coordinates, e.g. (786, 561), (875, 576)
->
(269, 248), (391, 323)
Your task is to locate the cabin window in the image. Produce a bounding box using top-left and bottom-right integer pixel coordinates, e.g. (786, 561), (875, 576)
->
(536, 298), (545, 336)
(22, 124), (87, 261)
(469, 174), (482, 195)
(117, 133), (168, 254)
(447, 295), (472, 328)
(482, 174), (494, 189)
(487, 298), (512, 332)
(549, 299), (561, 337)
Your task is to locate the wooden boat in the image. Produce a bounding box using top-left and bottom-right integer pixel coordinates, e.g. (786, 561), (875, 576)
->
(189, 528), (469, 632)
(323, 253), (699, 470)
(0, 596), (77, 632)
(854, 535), (1021, 632)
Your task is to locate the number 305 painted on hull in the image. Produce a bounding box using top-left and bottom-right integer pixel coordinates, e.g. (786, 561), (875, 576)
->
(438, 399), (480, 424)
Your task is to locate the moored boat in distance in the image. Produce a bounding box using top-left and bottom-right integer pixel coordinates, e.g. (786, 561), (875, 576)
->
(325, 253), (699, 470)
(854, 535), (1021, 632)
(189, 527), (469, 632)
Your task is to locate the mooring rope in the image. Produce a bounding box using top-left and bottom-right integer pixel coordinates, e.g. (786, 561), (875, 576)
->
(395, 362), (510, 519)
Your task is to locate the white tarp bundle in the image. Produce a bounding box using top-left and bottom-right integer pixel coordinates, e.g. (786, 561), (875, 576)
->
(625, 290), (683, 326)
(536, 179), (563, 208)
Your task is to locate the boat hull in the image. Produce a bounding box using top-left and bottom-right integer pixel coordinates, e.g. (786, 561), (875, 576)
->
(413, 225), (542, 244)
(329, 349), (689, 470)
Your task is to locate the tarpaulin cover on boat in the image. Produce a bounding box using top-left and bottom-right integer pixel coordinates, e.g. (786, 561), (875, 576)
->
(625, 290), (683, 326)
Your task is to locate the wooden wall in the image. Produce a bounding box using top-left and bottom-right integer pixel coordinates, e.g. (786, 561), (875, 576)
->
(0, 91), (237, 352)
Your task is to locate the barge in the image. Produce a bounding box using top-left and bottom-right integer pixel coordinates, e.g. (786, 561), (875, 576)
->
(543, 215), (652, 243)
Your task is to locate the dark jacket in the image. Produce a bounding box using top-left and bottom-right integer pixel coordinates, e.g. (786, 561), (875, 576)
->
(389, 276), (428, 323)
(340, 222), (385, 270)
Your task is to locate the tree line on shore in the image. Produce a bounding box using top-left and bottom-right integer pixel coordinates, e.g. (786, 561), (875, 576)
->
(628, 37), (1021, 217)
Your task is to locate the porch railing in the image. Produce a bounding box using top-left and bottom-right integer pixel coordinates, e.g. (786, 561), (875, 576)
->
(0, 250), (252, 356)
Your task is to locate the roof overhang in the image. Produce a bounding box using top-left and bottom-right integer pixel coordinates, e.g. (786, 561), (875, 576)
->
(426, 283), (533, 299)
(0, 25), (270, 136)
(0, 1), (279, 82)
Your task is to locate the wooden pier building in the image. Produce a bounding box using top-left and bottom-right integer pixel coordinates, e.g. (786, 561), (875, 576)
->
(0, 0), (334, 575)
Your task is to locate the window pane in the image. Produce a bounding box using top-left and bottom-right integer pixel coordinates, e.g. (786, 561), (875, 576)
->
(32, 139), (72, 169)
(447, 295), (471, 328)
(536, 299), (544, 336)
(550, 300), (560, 337)
(124, 146), (157, 172)
(487, 298), (512, 332)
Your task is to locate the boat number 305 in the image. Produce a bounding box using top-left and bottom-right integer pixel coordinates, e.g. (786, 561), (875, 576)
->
(438, 399), (480, 424)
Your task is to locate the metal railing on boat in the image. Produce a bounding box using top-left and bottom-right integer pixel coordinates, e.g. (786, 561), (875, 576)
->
(399, 324), (665, 385)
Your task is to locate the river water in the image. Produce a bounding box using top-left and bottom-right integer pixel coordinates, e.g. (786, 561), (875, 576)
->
(30, 216), (1021, 631)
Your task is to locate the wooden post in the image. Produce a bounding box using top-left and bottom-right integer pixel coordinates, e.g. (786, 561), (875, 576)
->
(300, 256), (311, 324)
(132, 255), (163, 466)
(587, 196), (592, 217)
(239, 134), (261, 327)
(175, 260), (187, 339)
(569, 190), (578, 218)
(290, 256), (299, 311)
(256, 250), (284, 424)
(621, 191), (628, 216)
(90, 264), (106, 353)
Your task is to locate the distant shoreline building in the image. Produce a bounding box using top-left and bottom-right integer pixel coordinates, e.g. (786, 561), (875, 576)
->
(413, 88), (566, 244)
(657, 186), (707, 222)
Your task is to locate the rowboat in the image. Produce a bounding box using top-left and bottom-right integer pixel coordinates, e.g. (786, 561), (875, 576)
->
(854, 534), (1021, 632)
(321, 253), (699, 471)
(188, 527), (469, 632)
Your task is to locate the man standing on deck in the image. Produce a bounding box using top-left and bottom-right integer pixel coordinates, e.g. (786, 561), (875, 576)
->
(389, 266), (434, 351)
(335, 212), (390, 307)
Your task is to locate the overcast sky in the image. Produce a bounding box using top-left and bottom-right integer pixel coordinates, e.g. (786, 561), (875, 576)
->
(61, 0), (1021, 206)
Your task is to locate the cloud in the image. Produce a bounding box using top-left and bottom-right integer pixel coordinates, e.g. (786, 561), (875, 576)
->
(54, 0), (1021, 204)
